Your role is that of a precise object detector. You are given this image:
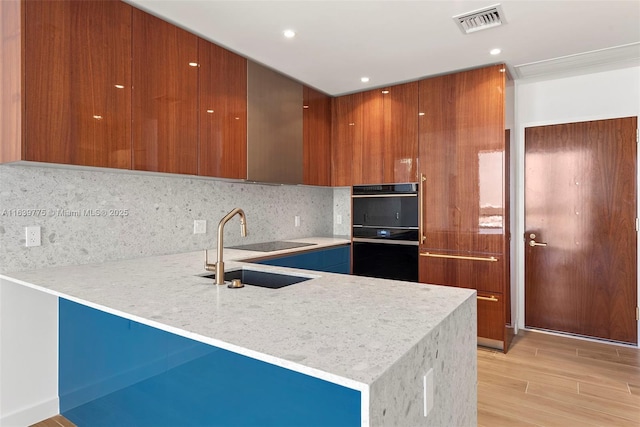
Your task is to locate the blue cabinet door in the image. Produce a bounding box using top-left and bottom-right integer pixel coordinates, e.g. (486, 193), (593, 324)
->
(256, 245), (350, 274)
(59, 299), (360, 427)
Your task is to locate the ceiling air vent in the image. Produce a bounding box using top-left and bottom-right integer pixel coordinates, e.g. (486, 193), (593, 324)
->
(453, 4), (506, 34)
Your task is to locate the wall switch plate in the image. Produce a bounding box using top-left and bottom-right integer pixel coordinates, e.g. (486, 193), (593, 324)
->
(423, 368), (434, 417)
(193, 220), (207, 234)
(294, 215), (300, 227)
(336, 214), (343, 225)
(25, 226), (41, 247)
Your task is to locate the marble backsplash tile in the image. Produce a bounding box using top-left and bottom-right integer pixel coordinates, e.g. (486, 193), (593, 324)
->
(0, 164), (348, 273)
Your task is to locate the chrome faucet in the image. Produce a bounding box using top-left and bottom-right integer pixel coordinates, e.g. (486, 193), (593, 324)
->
(205, 208), (247, 285)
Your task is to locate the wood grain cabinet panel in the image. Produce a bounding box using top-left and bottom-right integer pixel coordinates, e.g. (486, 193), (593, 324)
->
(23, 0), (132, 168)
(359, 89), (384, 185)
(418, 64), (509, 351)
(383, 82), (419, 184)
(477, 292), (505, 342)
(418, 65), (506, 254)
(419, 252), (504, 294)
(132, 9), (198, 174)
(331, 93), (363, 186)
(303, 86), (331, 186)
(199, 39), (247, 179)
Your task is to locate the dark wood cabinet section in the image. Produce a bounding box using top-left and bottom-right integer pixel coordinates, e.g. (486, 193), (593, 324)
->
(359, 89), (384, 185)
(199, 39), (247, 179)
(477, 292), (505, 342)
(331, 92), (363, 186)
(419, 254), (504, 294)
(382, 82), (419, 184)
(303, 86), (332, 186)
(334, 82), (418, 186)
(18, 0), (132, 168)
(132, 9), (199, 175)
(418, 64), (511, 351)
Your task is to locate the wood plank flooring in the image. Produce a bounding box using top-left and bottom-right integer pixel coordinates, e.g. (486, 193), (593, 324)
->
(31, 329), (640, 427)
(479, 329), (640, 427)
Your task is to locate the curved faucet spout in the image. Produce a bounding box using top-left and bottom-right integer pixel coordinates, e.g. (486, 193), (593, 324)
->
(205, 208), (248, 285)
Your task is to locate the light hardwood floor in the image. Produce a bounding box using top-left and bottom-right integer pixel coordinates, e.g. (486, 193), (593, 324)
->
(478, 329), (640, 427)
(31, 330), (640, 427)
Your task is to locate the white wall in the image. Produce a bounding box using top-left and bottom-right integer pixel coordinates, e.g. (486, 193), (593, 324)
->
(0, 279), (59, 426)
(514, 65), (640, 344)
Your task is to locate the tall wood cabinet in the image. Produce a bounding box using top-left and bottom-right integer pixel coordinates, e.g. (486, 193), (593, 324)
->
(199, 40), (247, 179)
(418, 64), (511, 351)
(132, 9), (199, 175)
(4, 0), (133, 168)
(303, 86), (332, 186)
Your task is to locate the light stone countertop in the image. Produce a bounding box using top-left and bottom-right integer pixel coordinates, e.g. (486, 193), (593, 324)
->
(1, 236), (475, 390)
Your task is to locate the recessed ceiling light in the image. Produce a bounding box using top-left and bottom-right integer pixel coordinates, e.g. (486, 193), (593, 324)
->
(490, 48), (502, 55)
(360, 77), (370, 83)
(381, 90), (390, 94)
(114, 84), (124, 89)
(189, 62), (199, 67)
(283, 29), (296, 39)
(206, 109), (214, 113)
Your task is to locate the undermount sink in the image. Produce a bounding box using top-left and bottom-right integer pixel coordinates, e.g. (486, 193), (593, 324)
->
(201, 268), (311, 289)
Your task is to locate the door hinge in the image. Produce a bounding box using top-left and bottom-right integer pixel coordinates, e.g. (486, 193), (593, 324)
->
(636, 218), (639, 232)
(637, 306), (639, 321)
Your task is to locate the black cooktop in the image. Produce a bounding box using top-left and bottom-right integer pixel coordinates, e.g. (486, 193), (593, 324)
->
(228, 241), (316, 252)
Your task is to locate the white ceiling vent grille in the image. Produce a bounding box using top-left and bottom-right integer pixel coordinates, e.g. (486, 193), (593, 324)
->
(453, 4), (506, 34)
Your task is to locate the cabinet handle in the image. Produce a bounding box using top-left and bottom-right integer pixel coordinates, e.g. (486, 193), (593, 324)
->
(477, 295), (499, 302)
(420, 252), (498, 262)
(419, 174), (426, 244)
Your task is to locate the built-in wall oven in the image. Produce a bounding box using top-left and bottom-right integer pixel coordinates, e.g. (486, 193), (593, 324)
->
(351, 183), (419, 282)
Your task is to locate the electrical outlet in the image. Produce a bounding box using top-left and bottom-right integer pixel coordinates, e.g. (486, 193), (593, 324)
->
(294, 215), (301, 227)
(336, 214), (343, 225)
(423, 368), (434, 417)
(25, 226), (41, 247)
(193, 220), (207, 234)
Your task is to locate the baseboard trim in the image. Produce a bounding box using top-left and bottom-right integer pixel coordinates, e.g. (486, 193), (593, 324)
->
(0, 397), (59, 427)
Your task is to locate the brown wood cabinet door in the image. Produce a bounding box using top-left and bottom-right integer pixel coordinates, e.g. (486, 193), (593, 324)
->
(24, 0), (132, 169)
(360, 89), (384, 185)
(418, 65), (506, 254)
(199, 39), (247, 179)
(419, 253), (504, 293)
(303, 86), (331, 186)
(383, 82), (419, 184)
(132, 9), (198, 174)
(331, 93), (363, 186)
(525, 117), (638, 344)
(477, 292), (505, 342)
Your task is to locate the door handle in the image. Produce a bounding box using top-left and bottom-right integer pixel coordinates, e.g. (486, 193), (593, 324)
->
(529, 240), (547, 247)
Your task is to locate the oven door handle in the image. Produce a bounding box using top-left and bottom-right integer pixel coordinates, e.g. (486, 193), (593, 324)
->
(352, 238), (419, 246)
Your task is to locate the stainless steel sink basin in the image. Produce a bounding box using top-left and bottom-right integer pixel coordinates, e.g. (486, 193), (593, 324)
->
(201, 268), (311, 289)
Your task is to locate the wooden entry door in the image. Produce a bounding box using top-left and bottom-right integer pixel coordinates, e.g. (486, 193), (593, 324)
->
(525, 117), (638, 344)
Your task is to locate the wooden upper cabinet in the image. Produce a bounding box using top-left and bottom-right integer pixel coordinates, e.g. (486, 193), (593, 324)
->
(331, 92), (363, 186)
(132, 9), (198, 175)
(383, 81), (418, 184)
(199, 39), (247, 179)
(303, 86), (331, 186)
(338, 82), (419, 186)
(418, 65), (506, 254)
(23, 0), (132, 168)
(359, 89), (384, 185)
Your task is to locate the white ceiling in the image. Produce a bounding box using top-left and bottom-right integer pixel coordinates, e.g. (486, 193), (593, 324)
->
(125, 0), (640, 96)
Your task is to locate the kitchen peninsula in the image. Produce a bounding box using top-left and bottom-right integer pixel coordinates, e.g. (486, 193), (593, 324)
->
(1, 238), (476, 426)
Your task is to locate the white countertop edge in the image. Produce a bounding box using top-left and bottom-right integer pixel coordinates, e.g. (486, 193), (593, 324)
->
(0, 274), (369, 396)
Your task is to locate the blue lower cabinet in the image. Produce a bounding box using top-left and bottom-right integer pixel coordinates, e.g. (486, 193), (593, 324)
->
(257, 245), (350, 274)
(59, 299), (360, 426)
